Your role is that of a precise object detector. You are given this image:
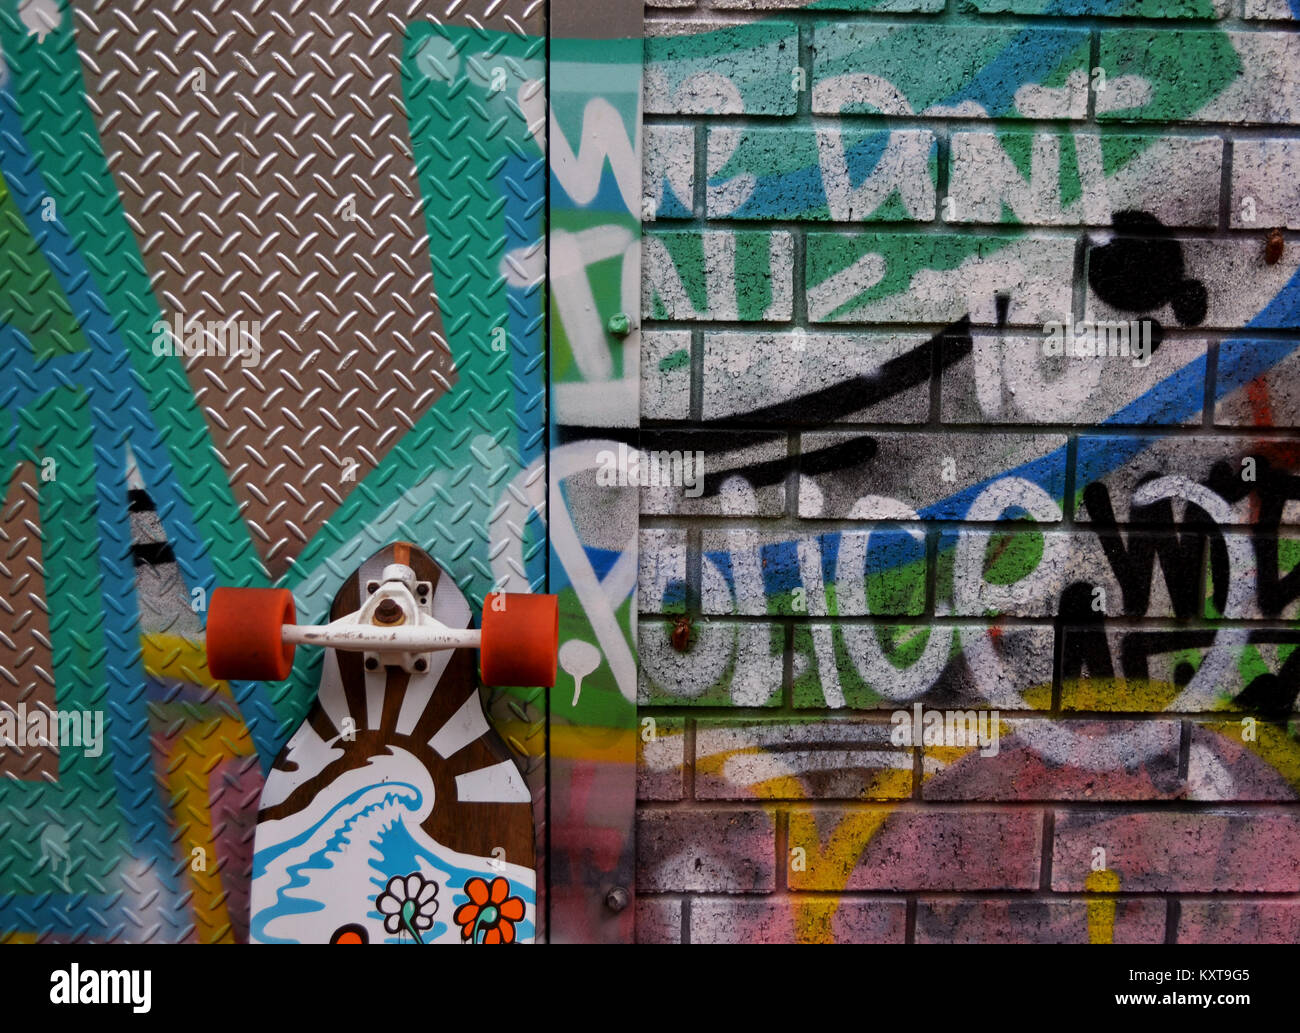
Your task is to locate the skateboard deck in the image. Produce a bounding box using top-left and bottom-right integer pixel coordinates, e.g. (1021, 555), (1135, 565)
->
(245, 543), (537, 944)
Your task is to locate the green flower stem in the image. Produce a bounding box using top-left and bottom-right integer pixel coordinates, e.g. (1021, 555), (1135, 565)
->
(471, 905), (500, 944)
(400, 900), (425, 945)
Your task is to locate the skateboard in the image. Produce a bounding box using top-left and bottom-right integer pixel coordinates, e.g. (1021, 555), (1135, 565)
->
(206, 542), (557, 944)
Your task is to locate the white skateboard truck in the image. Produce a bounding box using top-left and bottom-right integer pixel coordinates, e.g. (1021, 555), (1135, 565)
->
(206, 561), (558, 687)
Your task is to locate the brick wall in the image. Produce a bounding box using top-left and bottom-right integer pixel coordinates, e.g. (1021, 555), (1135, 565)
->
(634, 0), (1300, 943)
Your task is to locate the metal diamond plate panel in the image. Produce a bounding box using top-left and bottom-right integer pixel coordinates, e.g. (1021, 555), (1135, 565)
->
(0, 0), (546, 942)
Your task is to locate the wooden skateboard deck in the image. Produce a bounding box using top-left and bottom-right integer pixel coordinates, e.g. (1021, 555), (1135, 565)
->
(247, 542), (536, 944)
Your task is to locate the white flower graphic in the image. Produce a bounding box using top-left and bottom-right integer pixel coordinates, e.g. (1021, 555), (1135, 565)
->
(376, 872), (439, 941)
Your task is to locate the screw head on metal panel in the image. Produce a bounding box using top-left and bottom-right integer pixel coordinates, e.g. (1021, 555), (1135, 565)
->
(604, 886), (630, 913)
(606, 313), (631, 337)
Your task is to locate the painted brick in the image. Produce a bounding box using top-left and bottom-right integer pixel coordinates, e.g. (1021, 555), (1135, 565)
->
(940, 336), (1208, 425)
(644, 230), (794, 321)
(640, 429), (787, 516)
(936, 529), (1075, 618)
(811, 24), (1091, 119)
(707, 128), (937, 221)
(638, 527), (688, 614)
(805, 232), (1076, 325)
(1216, 340), (1300, 428)
(639, 618), (786, 707)
(916, 898), (1167, 944)
(642, 330), (692, 420)
(1052, 810), (1300, 891)
(1243, 0), (1298, 17)
(634, 5), (1299, 944)
(792, 623), (1056, 710)
(1231, 139), (1300, 230)
(1203, 533), (1300, 619)
(637, 809), (777, 892)
(1178, 901), (1300, 943)
(638, 716), (687, 801)
(1061, 627), (1300, 711)
(798, 431), (1068, 518)
(965, 0), (1230, 12)
(635, 897), (684, 944)
(690, 897), (907, 943)
(1187, 721), (1300, 801)
(1098, 31), (1300, 125)
(645, 21), (799, 116)
(701, 528), (928, 616)
(712, 0), (942, 9)
(934, 528), (1063, 617)
(935, 529), (1205, 618)
(644, 125), (695, 221)
(703, 332), (933, 425)
(948, 133), (1221, 227)
(788, 807), (1044, 890)
(1084, 237), (1300, 331)
(655, 428), (785, 517)
(561, 464), (645, 569)
(1074, 434), (1300, 526)
(977, 0), (1227, 10)
(922, 719), (1185, 800)
(694, 719), (912, 800)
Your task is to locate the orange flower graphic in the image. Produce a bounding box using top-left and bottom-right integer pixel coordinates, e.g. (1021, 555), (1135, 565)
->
(454, 876), (526, 944)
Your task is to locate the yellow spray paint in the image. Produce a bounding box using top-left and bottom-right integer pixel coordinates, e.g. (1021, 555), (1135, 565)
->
(1085, 868), (1121, 944)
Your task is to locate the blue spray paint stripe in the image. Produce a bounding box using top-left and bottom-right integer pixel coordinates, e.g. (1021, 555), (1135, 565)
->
(0, 895), (135, 939)
(1, 113), (282, 763)
(1216, 338), (1300, 397)
(557, 163), (630, 214)
(942, 30), (1084, 117)
(504, 152), (548, 594)
(946, 0), (1226, 117)
(505, 151), (547, 470)
(0, 118), (209, 580)
(0, 329), (93, 408)
(90, 428), (190, 936)
(657, 176), (692, 219)
(0, 104), (250, 598)
(0, 331), (281, 767)
(704, 267), (1300, 595)
(0, 374), (186, 933)
(1043, 0), (1233, 17)
(0, 121), (281, 766)
(714, 132), (896, 220)
(0, 362), (183, 923)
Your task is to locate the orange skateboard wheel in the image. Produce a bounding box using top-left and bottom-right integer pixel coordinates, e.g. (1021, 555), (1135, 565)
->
(207, 587), (297, 681)
(480, 593), (558, 687)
